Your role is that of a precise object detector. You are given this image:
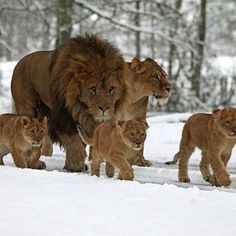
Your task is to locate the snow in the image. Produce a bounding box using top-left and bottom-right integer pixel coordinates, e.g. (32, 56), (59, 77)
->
(1, 61), (236, 235)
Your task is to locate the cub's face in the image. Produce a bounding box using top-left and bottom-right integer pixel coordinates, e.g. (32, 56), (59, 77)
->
(214, 108), (236, 138)
(129, 58), (171, 104)
(118, 120), (149, 150)
(21, 117), (47, 147)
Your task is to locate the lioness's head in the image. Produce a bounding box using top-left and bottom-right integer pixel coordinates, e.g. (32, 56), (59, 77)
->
(21, 117), (47, 147)
(51, 34), (125, 123)
(128, 57), (171, 105)
(118, 120), (149, 150)
(213, 107), (236, 138)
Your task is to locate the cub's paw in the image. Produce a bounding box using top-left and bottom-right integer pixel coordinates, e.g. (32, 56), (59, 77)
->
(203, 173), (212, 182)
(179, 176), (191, 183)
(34, 160), (46, 170)
(209, 175), (219, 186)
(135, 159), (152, 167)
(214, 173), (231, 187)
(120, 169), (134, 181)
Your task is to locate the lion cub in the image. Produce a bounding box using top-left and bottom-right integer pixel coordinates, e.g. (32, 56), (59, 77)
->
(166, 108), (236, 187)
(78, 120), (149, 180)
(0, 114), (47, 169)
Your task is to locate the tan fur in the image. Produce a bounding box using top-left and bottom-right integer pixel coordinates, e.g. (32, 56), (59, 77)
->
(166, 108), (236, 187)
(11, 34), (125, 172)
(78, 120), (149, 180)
(114, 58), (171, 166)
(88, 58), (171, 166)
(0, 114), (47, 169)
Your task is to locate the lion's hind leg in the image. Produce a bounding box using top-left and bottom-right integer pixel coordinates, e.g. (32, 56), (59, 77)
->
(109, 155), (134, 181)
(199, 151), (212, 182)
(0, 142), (9, 165)
(91, 149), (101, 177)
(178, 124), (195, 183)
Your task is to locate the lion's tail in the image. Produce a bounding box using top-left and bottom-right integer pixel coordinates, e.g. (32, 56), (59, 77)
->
(165, 120), (190, 165)
(77, 125), (93, 146)
(165, 151), (180, 165)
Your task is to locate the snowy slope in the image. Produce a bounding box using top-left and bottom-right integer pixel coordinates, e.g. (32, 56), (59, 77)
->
(1, 114), (236, 236)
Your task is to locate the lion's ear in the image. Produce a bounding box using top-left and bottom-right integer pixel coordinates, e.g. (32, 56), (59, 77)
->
(212, 107), (220, 113)
(131, 58), (146, 74)
(21, 116), (31, 128)
(212, 107), (221, 118)
(141, 120), (149, 130)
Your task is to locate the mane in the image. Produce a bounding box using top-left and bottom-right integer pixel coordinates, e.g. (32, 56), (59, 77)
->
(48, 34), (124, 143)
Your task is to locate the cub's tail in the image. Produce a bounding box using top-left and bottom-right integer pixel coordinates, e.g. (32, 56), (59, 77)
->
(77, 124), (93, 146)
(165, 151), (180, 165)
(165, 120), (190, 165)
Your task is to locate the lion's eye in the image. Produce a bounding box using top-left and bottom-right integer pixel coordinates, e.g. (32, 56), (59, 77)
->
(109, 86), (115, 94)
(225, 121), (231, 126)
(141, 133), (145, 137)
(89, 87), (96, 95)
(152, 76), (160, 82)
(130, 133), (135, 137)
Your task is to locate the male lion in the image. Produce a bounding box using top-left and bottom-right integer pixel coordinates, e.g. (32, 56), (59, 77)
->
(114, 57), (171, 166)
(78, 120), (149, 180)
(165, 108), (236, 187)
(0, 114), (47, 169)
(11, 34), (125, 172)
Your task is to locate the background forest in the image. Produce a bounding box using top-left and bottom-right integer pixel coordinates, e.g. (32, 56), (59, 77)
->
(0, 0), (236, 112)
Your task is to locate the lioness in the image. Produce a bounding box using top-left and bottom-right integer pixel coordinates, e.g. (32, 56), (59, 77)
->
(165, 108), (236, 187)
(78, 120), (149, 180)
(0, 114), (47, 169)
(11, 34), (124, 172)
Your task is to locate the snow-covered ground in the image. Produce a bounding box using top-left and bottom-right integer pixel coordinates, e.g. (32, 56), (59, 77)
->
(1, 62), (236, 235)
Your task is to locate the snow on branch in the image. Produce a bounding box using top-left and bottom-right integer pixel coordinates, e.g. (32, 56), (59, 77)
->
(0, 39), (17, 56)
(73, 0), (198, 55)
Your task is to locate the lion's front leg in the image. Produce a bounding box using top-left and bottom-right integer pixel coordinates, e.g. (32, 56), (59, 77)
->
(110, 154), (134, 181)
(207, 148), (231, 187)
(24, 147), (46, 169)
(10, 147), (27, 168)
(41, 133), (53, 157)
(199, 151), (212, 182)
(60, 134), (87, 172)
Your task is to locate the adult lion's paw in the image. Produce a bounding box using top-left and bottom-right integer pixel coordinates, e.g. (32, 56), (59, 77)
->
(179, 176), (191, 183)
(64, 163), (88, 172)
(33, 160), (46, 170)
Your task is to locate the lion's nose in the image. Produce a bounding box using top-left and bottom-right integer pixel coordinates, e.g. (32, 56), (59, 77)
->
(136, 141), (142, 146)
(98, 106), (110, 113)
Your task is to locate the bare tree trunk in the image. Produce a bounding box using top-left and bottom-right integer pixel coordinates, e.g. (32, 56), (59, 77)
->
(192, 0), (207, 98)
(168, 0), (182, 78)
(134, 1), (141, 58)
(55, 0), (73, 47)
